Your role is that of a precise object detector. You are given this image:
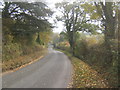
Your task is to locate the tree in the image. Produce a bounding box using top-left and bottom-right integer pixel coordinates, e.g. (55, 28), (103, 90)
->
(94, 2), (118, 40)
(59, 31), (67, 42)
(56, 2), (85, 54)
(2, 2), (53, 32)
(81, 2), (119, 64)
(52, 33), (60, 48)
(2, 1), (53, 45)
(81, 2), (119, 40)
(55, 1), (99, 55)
(94, 2), (119, 64)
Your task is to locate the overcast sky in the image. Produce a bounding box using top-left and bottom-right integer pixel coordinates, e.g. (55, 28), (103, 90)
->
(45, 0), (65, 33)
(45, 0), (78, 33)
(0, 0), (74, 33)
(1, 0), (103, 33)
(45, 0), (103, 34)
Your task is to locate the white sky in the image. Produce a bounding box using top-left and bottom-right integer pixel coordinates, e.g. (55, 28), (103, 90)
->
(45, 0), (78, 33)
(45, 0), (65, 33)
(0, 0), (71, 33)
(0, 0), (104, 33)
(45, 0), (103, 33)
(45, 0), (86, 33)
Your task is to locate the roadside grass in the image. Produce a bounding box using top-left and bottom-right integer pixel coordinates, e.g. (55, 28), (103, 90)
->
(2, 49), (47, 73)
(56, 49), (109, 88)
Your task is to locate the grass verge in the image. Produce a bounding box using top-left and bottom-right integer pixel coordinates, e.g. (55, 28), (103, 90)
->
(56, 49), (109, 88)
(2, 48), (47, 74)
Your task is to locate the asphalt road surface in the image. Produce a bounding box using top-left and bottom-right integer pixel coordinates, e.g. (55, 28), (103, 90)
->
(2, 48), (72, 88)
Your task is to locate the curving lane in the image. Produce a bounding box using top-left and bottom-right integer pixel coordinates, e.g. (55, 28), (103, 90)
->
(2, 48), (72, 88)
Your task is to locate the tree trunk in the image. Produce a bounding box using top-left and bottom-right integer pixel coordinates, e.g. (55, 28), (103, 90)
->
(104, 19), (115, 65)
(67, 31), (75, 55)
(100, 2), (116, 65)
(118, 6), (120, 87)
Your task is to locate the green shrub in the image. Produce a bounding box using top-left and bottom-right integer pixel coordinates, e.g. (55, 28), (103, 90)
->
(2, 42), (22, 61)
(74, 39), (88, 59)
(56, 34), (118, 87)
(56, 41), (70, 52)
(74, 35), (118, 87)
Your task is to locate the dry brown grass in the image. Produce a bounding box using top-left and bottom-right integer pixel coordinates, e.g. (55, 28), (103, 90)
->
(2, 49), (47, 73)
(56, 49), (109, 88)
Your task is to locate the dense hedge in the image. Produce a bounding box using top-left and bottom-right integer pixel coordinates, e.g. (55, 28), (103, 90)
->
(56, 35), (118, 87)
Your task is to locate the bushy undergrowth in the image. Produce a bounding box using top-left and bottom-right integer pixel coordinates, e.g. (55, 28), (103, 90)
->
(2, 39), (47, 72)
(2, 47), (46, 72)
(56, 41), (70, 52)
(3, 43), (22, 61)
(2, 32), (48, 72)
(2, 41), (45, 62)
(56, 49), (108, 88)
(56, 34), (118, 87)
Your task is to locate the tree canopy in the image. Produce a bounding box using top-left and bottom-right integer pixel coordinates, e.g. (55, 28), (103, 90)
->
(55, 1), (100, 54)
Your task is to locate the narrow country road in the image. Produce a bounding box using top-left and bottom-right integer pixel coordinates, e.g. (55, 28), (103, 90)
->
(2, 48), (72, 88)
